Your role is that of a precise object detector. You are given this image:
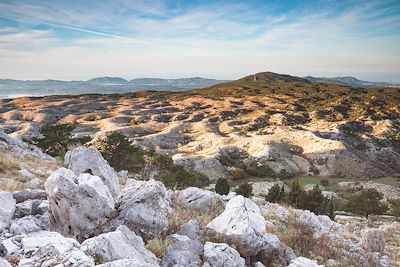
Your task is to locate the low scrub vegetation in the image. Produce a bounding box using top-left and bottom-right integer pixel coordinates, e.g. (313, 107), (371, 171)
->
(31, 123), (91, 157)
(98, 132), (209, 189)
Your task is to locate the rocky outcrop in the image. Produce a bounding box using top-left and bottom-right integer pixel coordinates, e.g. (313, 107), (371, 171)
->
(362, 229), (386, 253)
(174, 187), (221, 212)
(207, 196), (295, 265)
(0, 191), (16, 231)
(288, 257), (323, 267)
(207, 195), (268, 257)
(45, 168), (114, 241)
(20, 230), (94, 266)
(13, 189), (47, 203)
(299, 210), (343, 236)
(161, 220), (203, 267)
(81, 225), (158, 266)
(64, 146), (120, 196)
(111, 179), (172, 241)
(203, 242), (245, 267)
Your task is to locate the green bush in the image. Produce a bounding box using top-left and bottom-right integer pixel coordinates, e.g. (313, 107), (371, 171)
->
(244, 162), (275, 177)
(388, 198), (400, 220)
(97, 132), (146, 173)
(236, 183), (253, 198)
(266, 183), (285, 203)
(320, 178), (330, 186)
(299, 185), (328, 215)
(287, 179), (304, 208)
(215, 178), (230, 195)
(154, 154), (209, 190)
(97, 132), (209, 190)
(32, 124), (90, 157)
(346, 189), (388, 218)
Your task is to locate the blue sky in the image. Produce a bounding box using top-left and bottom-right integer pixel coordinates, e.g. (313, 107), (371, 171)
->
(0, 0), (399, 82)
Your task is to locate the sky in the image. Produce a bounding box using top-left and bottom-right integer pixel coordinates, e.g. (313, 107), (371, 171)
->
(0, 0), (399, 82)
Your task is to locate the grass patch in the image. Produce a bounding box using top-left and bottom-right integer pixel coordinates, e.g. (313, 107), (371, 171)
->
(285, 176), (353, 191)
(372, 177), (399, 187)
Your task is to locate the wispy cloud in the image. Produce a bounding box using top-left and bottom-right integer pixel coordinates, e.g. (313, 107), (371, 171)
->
(0, 0), (399, 82)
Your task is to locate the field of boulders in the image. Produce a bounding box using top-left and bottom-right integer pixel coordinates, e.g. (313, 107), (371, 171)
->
(1, 142), (399, 267)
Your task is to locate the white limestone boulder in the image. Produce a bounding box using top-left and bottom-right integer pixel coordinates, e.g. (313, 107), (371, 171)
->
(111, 179), (172, 241)
(81, 225), (158, 266)
(207, 196), (295, 265)
(288, 257), (323, 267)
(174, 187), (221, 212)
(45, 168), (114, 241)
(362, 229), (386, 253)
(0, 191), (16, 231)
(203, 242), (245, 267)
(161, 220), (203, 267)
(64, 146), (120, 196)
(206, 195), (268, 257)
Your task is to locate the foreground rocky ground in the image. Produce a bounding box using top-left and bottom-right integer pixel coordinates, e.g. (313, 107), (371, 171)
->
(0, 137), (399, 266)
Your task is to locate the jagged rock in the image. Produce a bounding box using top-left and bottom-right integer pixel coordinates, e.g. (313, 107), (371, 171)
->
(161, 220), (203, 267)
(207, 196), (294, 265)
(203, 242), (245, 267)
(81, 225), (158, 266)
(97, 259), (150, 267)
(45, 168), (114, 241)
(20, 230), (93, 266)
(0, 131), (54, 161)
(64, 146), (120, 196)
(0, 259), (12, 267)
(0, 238), (20, 257)
(362, 229), (386, 253)
(257, 234), (296, 266)
(174, 187), (221, 212)
(111, 179), (172, 241)
(13, 189), (47, 203)
(176, 219), (201, 240)
(10, 216), (41, 235)
(0, 191), (16, 231)
(25, 177), (41, 189)
(13, 199), (48, 218)
(18, 169), (36, 180)
(299, 210), (343, 235)
(288, 257), (323, 267)
(207, 195), (268, 257)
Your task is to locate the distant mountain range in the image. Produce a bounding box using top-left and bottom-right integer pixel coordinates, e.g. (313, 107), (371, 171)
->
(304, 76), (400, 88)
(0, 77), (230, 98)
(1, 74), (398, 99)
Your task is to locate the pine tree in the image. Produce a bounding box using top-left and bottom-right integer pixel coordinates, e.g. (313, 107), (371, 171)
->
(328, 197), (335, 220)
(266, 183), (281, 203)
(215, 178), (230, 195)
(279, 184), (285, 203)
(287, 179), (303, 208)
(346, 189), (388, 218)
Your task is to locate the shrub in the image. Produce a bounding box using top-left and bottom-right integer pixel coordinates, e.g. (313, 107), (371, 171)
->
(228, 167), (246, 180)
(244, 162), (275, 177)
(215, 178), (230, 195)
(236, 183), (253, 198)
(97, 132), (146, 173)
(320, 178), (330, 186)
(346, 188), (388, 218)
(275, 169), (295, 180)
(32, 124), (90, 157)
(388, 198), (400, 220)
(98, 132), (209, 190)
(154, 154), (209, 190)
(299, 185), (328, 215)
(266, 183), (284, 203)
(287, 179), (304, 208)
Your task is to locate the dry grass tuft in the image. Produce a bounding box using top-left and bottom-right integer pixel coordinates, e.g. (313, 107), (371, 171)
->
(146, 238), (171, 259)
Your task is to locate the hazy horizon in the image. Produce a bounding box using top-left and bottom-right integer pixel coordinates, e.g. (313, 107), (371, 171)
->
(1, 0), (399, 83)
